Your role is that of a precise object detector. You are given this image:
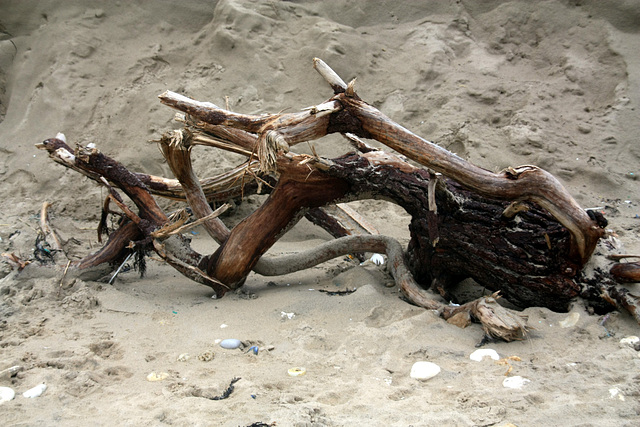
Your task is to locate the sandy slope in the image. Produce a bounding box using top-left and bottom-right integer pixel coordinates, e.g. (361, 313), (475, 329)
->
(1, 1), (639, 425)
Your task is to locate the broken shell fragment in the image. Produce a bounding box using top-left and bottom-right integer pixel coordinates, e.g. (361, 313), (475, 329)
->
(22, 383), (47, 398)
(559, 312), (580, 328)
(410, 361), (441, 381)
(177, 353), (190, 362)
(146, 372), (169, 382)
(0, 386), (15, 404)
(470, 349), (500, 361)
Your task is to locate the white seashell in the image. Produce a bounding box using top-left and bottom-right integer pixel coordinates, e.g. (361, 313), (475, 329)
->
(177, 353), (190, 362)
(220, 339), (242, 349)
(502, 376), (530, 389)
(558, 312), (580, 328)
(0, 386), (16, 404)
(22, 383), (47, 398)
(410, 361), (441, 381)
(55, 132), (67, 143)
(470, 349), (500, 361)
(281, 311), (295, 320)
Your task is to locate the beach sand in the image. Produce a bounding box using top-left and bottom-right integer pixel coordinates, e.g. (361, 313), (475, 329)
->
(1, 1), (639, 425)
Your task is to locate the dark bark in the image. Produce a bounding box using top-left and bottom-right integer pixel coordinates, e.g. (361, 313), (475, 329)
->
(326, 151), (592, 311)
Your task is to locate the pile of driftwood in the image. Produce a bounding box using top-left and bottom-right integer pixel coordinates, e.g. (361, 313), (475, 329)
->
(35, 59), (638, 341)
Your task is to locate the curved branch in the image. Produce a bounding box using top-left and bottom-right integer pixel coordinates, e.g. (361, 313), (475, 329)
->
(338, 94), (603, 264)
(158, 129), (230, 243)
(259, 234), (440, 310)
(74, 220), (141, 270)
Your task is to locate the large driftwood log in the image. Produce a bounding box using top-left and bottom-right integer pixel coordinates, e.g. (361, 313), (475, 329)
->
(34, 59), (639, 339)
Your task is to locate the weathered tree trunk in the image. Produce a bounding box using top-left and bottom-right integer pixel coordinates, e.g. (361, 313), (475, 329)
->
(326, 151), (590, 312)
(33, 59), (639, 339)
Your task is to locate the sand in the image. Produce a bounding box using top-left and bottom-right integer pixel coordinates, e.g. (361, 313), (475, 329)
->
(1, 1), (639, 425)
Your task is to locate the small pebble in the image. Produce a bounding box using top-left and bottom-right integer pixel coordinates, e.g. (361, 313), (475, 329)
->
(410, 361), (441, 381)
(470, 349), (500, 361)
(577, 124), (592, 134)
(220, 339), (242, 349)
(177, 353), (190, 362)
(22, 383), (47, 398)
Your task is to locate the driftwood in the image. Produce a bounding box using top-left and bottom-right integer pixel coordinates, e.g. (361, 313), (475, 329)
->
(34, 59), (639, 341)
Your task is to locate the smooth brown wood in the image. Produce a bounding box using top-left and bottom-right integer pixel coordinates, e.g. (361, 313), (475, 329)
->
(198, 154), (349, 291)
